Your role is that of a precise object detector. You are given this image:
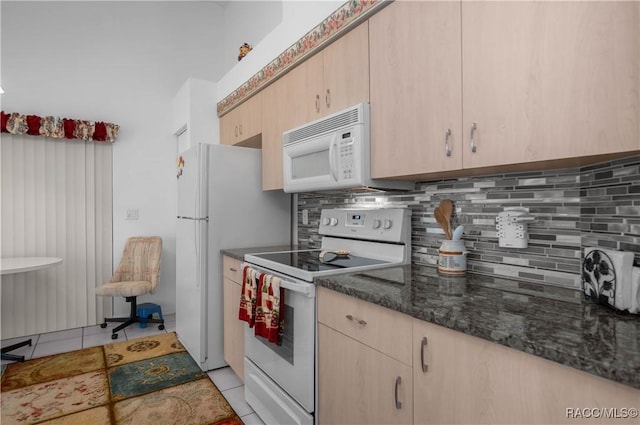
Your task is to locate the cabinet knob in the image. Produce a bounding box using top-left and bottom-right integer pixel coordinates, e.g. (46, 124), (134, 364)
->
(445, 128), (452, 156)
(470, 122), (477, 153)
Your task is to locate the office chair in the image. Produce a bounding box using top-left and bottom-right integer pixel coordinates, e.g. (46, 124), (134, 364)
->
(97, 236), (164, 339)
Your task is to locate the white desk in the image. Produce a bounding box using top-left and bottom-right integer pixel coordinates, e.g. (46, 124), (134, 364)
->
(1, 256), (62, 362)
(0, 257), (62, 275)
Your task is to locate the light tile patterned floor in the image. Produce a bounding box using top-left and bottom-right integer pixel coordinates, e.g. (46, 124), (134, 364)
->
(0, 314), (263, 425)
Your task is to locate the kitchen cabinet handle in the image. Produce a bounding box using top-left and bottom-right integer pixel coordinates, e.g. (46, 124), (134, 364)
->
(445, 128), (452, 156)
(345, 314), (367, 326)
(234, 125), (238, 138)
(325, 89), (331, 108)
(315, 94), (320, 113)
(229, 267), (237, 272)
(239, 124), (243, 135)
(395, 376), (402, 409)
(470, 122), (477, 153)
(421, 336), (429, 373)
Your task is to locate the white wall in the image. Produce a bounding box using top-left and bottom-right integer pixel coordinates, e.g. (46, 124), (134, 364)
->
(1, 1), (225, 316)
(1, 0), (339, 320)
(217, 0), (343, 101)
(219, 1), (284, 76)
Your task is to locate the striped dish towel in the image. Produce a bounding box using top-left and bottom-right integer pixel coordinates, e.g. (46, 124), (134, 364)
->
(238, 266), (259, 327)
(254, 274), (285, 345)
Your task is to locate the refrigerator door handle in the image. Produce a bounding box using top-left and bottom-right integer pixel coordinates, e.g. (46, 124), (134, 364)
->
(177, 216), (209, 221)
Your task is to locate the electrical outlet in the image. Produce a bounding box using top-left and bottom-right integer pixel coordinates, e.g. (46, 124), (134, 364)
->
(126, 208), (139, 220)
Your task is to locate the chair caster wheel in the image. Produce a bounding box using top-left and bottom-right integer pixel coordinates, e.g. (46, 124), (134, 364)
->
(111, 333), (118, 340)
(158, 324), (165, 330)
(100, 323), (107, 328)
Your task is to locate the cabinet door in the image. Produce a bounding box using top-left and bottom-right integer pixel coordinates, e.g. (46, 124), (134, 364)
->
(236, 91), (263, 147)
(219, 93), (263, 147)
(462, 1), (640, 169)
(219, 108), (239, 146)
(369, 1), (462, 179)
(261, 78), (286, 191)
(223, 277), (244, 381)
(318, 324), (412, 425)
(261, 57), (322, 191)
(413, 318), (640, 425)
(321, 21), (370, 117)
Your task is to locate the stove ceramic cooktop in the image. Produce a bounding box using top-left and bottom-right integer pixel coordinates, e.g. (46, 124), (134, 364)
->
(244, 249), (394, 282)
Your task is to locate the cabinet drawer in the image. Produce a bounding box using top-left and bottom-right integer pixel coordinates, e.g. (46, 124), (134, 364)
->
(317, 286), (412, 366)
(223, 256), (243, 283)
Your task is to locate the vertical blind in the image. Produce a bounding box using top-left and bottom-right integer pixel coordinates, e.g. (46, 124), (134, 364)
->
(1, 134), (113, 338)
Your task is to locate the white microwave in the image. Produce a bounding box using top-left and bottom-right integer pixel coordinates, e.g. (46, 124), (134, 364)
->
(282, 102), (413, 193)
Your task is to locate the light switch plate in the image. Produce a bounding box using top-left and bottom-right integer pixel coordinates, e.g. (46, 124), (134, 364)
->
(126, 208), (139, 220)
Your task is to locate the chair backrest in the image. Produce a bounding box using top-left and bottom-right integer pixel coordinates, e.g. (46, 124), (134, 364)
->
(110, 236), (163, 292)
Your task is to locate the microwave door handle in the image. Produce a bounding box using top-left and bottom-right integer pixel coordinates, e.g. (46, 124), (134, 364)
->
(329, 134), (339, 182)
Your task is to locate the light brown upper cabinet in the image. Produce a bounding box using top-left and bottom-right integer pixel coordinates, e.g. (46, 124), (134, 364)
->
(260, 21), (370, 191)
(370, 1), (640, 180)
(316, 21), (370, 118)
(261, 56), (321, 191)
(369, 1), (463, 179)
(220, 90), (263, 147)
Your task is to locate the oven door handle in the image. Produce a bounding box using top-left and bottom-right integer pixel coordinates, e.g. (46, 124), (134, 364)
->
(279, 279), (315, 298)
(241, 263), (316, 298)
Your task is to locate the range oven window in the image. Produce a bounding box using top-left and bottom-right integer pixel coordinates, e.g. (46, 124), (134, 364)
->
(256, 303), (294, 365)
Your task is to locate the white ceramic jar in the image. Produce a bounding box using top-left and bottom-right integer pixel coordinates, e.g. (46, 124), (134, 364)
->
(438, 239), (468, 275)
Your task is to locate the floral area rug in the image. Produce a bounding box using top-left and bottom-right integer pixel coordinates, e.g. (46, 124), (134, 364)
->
(0, 332), (242, 425)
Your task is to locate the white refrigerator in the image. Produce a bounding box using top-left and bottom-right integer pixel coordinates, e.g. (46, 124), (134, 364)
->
(176, 143), (291, 371)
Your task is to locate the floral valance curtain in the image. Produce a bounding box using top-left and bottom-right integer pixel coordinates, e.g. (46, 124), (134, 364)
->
(1, 111), (119, 143)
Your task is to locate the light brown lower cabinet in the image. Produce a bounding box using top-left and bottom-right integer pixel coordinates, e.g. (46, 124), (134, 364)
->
(413, 318), (640, 425)
(222, 256), (244, 381)
(318, 324), (413, 425)
(316, 287), (639, 425)
(317, 286), (413, 424)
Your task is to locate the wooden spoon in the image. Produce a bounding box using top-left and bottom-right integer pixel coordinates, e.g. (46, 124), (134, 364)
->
(439, 199), (454, 240)
(434, 207), (452, 240)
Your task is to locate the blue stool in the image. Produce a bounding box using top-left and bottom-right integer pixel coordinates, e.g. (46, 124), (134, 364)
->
(137, 303), (163, 328)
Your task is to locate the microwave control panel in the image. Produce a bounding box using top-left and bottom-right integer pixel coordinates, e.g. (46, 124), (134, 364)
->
(339, 131), (355, 180)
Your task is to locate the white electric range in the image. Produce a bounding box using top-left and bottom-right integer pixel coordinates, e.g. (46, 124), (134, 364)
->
(242, 207), (412, 425)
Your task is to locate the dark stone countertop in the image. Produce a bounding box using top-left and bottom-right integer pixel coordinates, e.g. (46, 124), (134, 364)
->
(315, 264), (640, 390)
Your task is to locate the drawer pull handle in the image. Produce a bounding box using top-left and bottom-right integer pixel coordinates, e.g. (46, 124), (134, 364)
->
(395, 376), (402, 409)
(325, 89), (331, 108)
(315, 94), (320, 113)
(229, 268), (237, 272)
(470, 122), (477, 153)
(345, 314), (367, 326)
(445, 128), (452, 156)
(421, 336), (429, 373)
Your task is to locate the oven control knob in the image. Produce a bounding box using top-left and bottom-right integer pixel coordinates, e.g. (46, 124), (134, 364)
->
(323, 217), (330, 226)
(329, 217), (339, 226)
(383, 219), (392, 229)
(372, 219), (381, 229)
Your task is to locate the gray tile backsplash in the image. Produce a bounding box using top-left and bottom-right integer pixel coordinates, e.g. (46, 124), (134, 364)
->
(297, 154), (640, 291)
